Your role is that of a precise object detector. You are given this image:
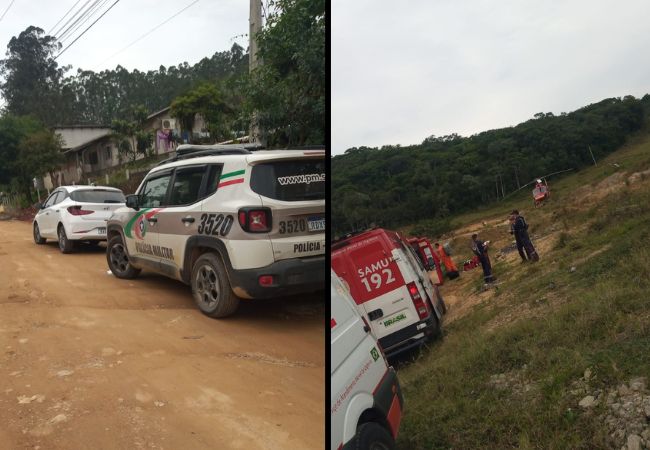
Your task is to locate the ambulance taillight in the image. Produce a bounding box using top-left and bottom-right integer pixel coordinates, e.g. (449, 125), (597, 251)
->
(407, 282), (428, 319)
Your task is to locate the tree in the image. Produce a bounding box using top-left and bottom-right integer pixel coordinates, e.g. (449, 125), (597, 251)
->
(17, 130), (64, 193)
(245, 0), (325, 147)
(110, 104), (154, 163)
(171, 83), (235, 143)
(0, 115), (59, 201)
(0, 26), (67, 126)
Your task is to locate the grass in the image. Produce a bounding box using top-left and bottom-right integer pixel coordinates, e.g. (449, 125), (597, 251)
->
(395, 131), (650, 449)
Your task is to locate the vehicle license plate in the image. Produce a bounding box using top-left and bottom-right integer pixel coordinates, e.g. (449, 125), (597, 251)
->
(307, 216), (325, 232)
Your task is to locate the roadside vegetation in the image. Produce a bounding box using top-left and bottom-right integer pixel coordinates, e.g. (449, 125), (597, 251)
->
(395, 128), (650, 449)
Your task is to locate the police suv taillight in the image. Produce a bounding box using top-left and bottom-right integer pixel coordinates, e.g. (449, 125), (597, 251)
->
(407, 281), (428, 320)
(238, 207), (272, 233)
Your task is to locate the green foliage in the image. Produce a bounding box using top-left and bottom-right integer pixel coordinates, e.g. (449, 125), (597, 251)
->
(0, 24), (248, 126)
(244, 0), (325, 146)
(17, 129), (64, 179)
(171, 82), (235, 143)
(408, 218), (452, 238)
(333, 96), (648, 234)
(0, 115), (59, 200)
(0, 26), (66, 126)
(109, 104), (154, 162)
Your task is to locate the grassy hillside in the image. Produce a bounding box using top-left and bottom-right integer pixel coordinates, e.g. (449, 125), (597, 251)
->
(395, 129), (650, 449)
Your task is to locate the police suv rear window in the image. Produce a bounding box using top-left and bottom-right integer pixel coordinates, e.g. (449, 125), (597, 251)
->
(70, 190), (125, 203)
(250, 160), (325, 201)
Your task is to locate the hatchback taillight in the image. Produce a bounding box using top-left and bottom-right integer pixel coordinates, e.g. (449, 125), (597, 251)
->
(238, 208), (272, 233)
(67, 206), (93, 216)
(407, 281), (428, 320)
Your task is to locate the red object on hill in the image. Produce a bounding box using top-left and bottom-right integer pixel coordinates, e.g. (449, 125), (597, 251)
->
(407, 237), (445, 286)
(463, 255), (481, 271)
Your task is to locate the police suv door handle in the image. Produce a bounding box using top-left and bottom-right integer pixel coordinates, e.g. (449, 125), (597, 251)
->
(181, 217), (195, 224)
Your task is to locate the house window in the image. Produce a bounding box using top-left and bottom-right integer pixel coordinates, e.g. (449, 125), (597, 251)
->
(105, 147), (112, 161)
(88, 151), (98, 165)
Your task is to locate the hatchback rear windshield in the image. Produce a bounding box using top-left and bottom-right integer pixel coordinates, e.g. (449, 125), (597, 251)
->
(250, 159), (325, 201)
(70, 189), (125, 203)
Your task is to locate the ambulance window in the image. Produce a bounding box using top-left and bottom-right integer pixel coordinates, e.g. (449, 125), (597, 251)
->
(404, 243), (425, 271)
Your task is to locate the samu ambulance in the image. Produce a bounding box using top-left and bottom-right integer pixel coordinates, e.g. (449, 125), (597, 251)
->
(331, 270), (403, 450)
(331, 228), (444, 358)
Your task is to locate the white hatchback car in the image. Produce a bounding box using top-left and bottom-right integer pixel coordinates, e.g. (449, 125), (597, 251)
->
(33, 185), (126, 253)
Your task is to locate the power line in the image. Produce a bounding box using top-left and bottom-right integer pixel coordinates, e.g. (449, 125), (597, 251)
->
(47, 0), (83, 35)
(0, 0), (17, 23)
(52, 0), (95, 38)
(94, 0), (200, 69)
(56, 0), (102, 41)
(57, 0), (103, 41)
(58, 0), (111, 43)
(54, 0), (121, 61)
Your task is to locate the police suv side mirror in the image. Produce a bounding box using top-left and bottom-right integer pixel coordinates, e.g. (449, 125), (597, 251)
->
(125, 194), (140, 211)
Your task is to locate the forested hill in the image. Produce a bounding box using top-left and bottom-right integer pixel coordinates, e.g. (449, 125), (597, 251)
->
(0, 28), (248, 127)
(62, 44), (249, 126)
(332, 95), (650, 235)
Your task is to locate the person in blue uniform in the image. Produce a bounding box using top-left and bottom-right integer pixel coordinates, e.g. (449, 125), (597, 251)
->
(471, 233), (495, 283)
(511, 210), (539, 262)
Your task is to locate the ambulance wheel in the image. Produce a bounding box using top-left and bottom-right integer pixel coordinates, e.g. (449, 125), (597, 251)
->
(427, 302), (443, 341)
(439, 296), (447, 314)
(434, 286), (447, 314)
(353, 422), (395, 450)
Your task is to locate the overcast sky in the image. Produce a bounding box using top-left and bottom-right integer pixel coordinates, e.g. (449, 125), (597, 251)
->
(332, 0), (650, 155)
(0, 0), (248, 73)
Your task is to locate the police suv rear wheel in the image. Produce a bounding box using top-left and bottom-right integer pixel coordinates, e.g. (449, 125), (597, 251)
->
(106, 235), (141, 279)
(353, 422), (396, 450)
(191, 253), (239, 318)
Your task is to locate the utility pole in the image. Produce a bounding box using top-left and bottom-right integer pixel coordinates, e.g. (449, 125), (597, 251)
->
(249, 0), (264, 146)
(514, 166), (520, 189)
(249, 0), (262, 72)
(588, 145), (597, 166)
(499, 174), (505, 199)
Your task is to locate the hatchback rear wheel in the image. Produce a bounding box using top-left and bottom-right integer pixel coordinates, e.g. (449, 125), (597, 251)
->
(33, 222), (46, 245)
(191, 253), (239, 318)
(58, 225), (75, 254)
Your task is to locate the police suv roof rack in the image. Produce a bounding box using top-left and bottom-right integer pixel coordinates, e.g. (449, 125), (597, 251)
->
(287, 145), (326, 151)
(156, 144), (263, 167)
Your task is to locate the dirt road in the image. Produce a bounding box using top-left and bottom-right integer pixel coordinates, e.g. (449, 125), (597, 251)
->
(0, 220), (324, 449)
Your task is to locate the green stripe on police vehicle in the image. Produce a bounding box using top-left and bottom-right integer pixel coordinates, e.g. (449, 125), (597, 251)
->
(124, 208), (152, 238)
(220, 169), (245, 179)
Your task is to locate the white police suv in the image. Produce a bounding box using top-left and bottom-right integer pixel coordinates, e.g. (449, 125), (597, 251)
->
(105, 144), (325, 318)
